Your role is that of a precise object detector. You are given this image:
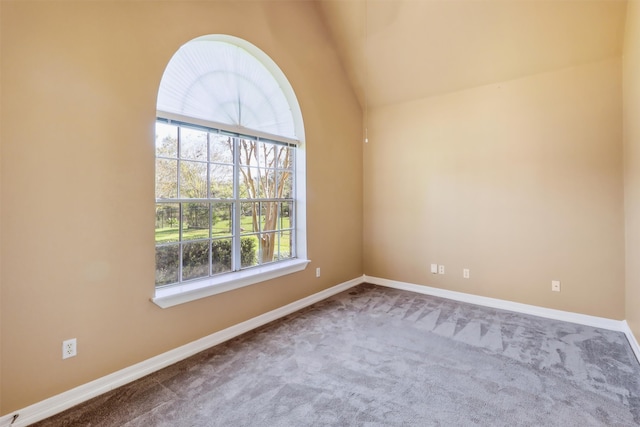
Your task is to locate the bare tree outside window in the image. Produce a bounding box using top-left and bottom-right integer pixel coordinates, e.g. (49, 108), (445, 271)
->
(237, 138), (293, 264)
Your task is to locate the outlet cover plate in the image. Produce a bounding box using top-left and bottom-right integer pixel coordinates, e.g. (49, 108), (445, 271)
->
(63, 338), (77, 359)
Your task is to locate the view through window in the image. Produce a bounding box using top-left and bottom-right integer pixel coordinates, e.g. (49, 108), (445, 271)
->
(155, 120), (296, 287)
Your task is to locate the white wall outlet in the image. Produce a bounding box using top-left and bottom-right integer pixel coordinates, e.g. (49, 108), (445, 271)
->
(62, 338), (77, 359)
(316, 267), (321, 278)
(552, 280), (561, 292)
(463, 268), (470, 279)
(438, 265), (445, 275)
(430, 264), (438, 274)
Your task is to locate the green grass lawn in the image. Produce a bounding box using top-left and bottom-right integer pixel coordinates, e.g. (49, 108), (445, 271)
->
(155, 216), (291, 254)
(155, 226), (210, 242)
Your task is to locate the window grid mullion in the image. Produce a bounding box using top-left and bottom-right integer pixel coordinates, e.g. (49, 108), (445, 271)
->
(176, 126), (182, 200)
(256, 145), (263, 266)
(177, 127), (184, 282)
(232, 137), (242, 271)
(178, 204), (184, 283)
(207, 132), (213, 277)
(291, 147), (297, 259)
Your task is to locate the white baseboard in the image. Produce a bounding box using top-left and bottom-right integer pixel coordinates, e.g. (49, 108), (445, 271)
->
(622, 321), (640, 364)
(3, 274), (638, 426)
(0, 276), (364, 427)
(364, 275), (626, 332)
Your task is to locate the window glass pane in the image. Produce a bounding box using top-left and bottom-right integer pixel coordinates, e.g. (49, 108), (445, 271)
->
(155, 244), (179, 286)
(240, 202), (259, 234)
(156, 122), (178, 158)
(212, 203), (232, 237)
(210, 164), (234, 199)
(182, 241), (210, 281)
(210, 134), (233, 164)
(260, 201), (279, 233)
(180, 160), (207, 198)
(238, 138), (259, 167)
(241, 236), (258, 268)
(156, 159), (178, 199)
(279, 202), (292, 230)
(239, 167), (260, 199)
(211, 238), (232, 274)
(276, 145), (293, 169)
(155, 203), (180, 243)
(182, 203), (209, 241)
(180, 127), (208, 161)
(257, 141), (269, 167)
(278, 231), (292, 260)
(261, 168), (276, 199)
(261, 142), (290, 169)
(278, 169), (293, 199)
(259, 232), (277, 264)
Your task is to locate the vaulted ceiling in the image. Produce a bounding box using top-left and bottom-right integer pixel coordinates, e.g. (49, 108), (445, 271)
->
(317, 0), (627, 108)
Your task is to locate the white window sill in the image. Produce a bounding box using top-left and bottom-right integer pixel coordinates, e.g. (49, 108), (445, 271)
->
(151, 258), (310, 308)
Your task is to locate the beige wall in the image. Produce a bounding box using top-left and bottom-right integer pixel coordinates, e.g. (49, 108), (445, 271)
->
(364, 58), (625, 319)
(0, 0), (635, 417)
(625, 0), (640, 339)
(0, 1), (363, 414)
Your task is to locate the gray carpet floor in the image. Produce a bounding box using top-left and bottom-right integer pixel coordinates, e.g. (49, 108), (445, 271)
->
(34, 283), (640, 426)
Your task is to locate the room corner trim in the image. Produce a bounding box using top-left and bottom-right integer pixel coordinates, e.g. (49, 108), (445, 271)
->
(0, 275), (365, 427)
(622, 321), (640, 363)
(364, 275), (625, 332)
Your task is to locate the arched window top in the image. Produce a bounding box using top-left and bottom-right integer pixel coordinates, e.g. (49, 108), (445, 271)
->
(157, 35), (299, 142)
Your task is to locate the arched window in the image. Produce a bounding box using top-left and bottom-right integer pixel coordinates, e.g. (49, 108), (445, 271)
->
(153, 35), (308, 308)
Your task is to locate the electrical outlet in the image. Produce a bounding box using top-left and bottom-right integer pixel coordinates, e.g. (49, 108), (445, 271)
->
(438, 265), (445, 275)
(552, 280), (561, 292)
(463, 268), (470, 279)
(62, 338), (77, 359)
(316, 267), (321, 278)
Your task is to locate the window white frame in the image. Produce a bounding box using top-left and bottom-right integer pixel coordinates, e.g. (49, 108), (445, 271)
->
(152, 36), (308, 308)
